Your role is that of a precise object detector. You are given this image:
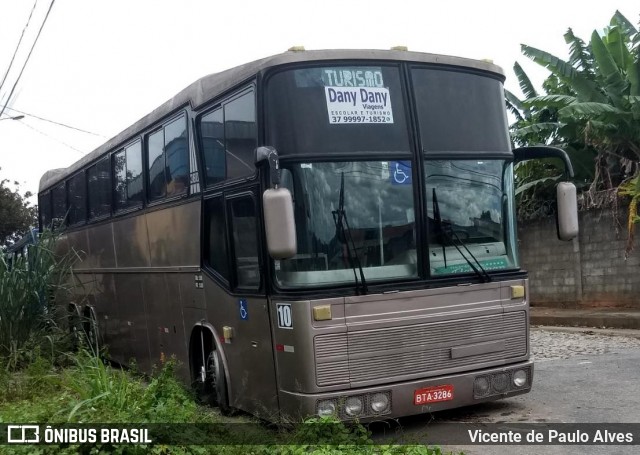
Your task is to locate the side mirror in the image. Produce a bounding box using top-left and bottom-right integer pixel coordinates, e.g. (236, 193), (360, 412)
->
(255, 146), (297, 259)
(513, 145), (578, 241)
(263, 188), (297, 259)
(557, 182), (578, 241)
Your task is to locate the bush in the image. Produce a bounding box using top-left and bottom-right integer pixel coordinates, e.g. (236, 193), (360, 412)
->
(0, 230), (78, 369)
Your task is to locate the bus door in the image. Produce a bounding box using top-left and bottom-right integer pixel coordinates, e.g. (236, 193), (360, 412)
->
(203, 189), (278, 418)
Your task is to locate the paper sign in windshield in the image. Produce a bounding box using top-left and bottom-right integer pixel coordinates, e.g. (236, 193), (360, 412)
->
(325, 87), (394, 124)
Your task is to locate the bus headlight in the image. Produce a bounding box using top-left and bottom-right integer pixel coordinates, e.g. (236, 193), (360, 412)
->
(370, 392), (390, 413)
(492, 372), (509, 392)
(344, 397), (363, 416)
(317, 400), (337, 416)
(474, 376), (491, 397)
(513, 369), (528, 387)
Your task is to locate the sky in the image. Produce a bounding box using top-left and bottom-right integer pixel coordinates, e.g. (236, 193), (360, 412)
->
(0, 0), (638, 206)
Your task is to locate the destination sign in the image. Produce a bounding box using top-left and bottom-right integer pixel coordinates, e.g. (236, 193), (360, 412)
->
(325, 86), (394, 124)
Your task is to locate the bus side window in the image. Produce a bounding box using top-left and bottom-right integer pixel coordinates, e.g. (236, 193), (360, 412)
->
(201, 107), (225, 186)
(229, 196), (260, 289)
(224, 92), (256, 181)
(88, 156), (111, 219)
(114, 141), (144, 211)
(67, 171), (87, 225)
(39, 191), (52, 229)
(205, 196), (230, 282)
(147, 114), (189, 201)
(148, 129), (166, 200)
(165, 116), (189, 198)
(52, 183), (66, 228)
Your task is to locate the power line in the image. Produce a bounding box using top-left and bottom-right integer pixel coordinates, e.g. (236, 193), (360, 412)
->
(16, 118), (87, 154)
(0, 0), (56, 119)
(0, 0), (39, 94)
(6, 106), (107, 138)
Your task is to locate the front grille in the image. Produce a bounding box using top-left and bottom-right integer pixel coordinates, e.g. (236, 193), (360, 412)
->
(315, 312), (527, 386)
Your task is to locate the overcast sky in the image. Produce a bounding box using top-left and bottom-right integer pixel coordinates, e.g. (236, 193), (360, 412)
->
(0, 0), (638, 205)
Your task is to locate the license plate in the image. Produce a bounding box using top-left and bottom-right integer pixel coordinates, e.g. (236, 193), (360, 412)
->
(414, 384), (454, 405)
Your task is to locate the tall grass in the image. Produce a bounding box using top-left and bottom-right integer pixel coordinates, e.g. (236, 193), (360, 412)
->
(0, 230), (78, 368)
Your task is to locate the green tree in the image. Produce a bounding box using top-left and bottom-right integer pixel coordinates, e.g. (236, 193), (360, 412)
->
(0, 167), (37, 247)
(515, 11), (639, 189)
(509, 11), (640, 250)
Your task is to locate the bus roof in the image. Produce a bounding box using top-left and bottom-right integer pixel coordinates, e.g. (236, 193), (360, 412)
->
(39, 49), (505, 192)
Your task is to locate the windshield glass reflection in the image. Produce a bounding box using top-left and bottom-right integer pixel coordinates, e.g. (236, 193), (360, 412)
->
(425, 160), (518, 275)
(276, 161), (418, 288)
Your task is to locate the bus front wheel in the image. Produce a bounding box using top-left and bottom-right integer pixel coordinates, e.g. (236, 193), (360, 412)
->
(204, 349), (231, 415)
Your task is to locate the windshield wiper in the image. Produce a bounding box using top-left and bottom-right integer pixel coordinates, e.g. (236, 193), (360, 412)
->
(332, 172), (368, 295)
(432, 188), (491, 283)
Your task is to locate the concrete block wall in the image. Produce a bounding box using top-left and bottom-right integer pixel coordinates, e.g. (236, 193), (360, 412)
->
(518, 206), (640, 308)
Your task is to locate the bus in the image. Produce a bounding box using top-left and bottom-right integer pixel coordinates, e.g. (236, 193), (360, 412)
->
(37, 48), (578, 423)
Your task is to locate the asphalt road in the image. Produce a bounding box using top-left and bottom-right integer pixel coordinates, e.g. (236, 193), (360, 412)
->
(373, 328), (640, 454)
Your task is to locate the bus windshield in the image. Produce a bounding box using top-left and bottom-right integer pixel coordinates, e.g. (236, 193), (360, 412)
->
(266, 63), (519, 288)
(276, 161), (418, 288)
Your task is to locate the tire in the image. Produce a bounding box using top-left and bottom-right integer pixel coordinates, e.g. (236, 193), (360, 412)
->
(68, 305), (83, 351)
(82, 308), (100, 354)
(203, 349), (232, 415)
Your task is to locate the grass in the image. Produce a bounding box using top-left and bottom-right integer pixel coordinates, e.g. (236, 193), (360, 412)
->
(0, 352), (452, 454)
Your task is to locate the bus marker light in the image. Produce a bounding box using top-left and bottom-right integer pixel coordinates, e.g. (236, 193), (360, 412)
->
(510, 285), (525, 299)
(223, 326), (233, 343)
(313, 305), (332, 321)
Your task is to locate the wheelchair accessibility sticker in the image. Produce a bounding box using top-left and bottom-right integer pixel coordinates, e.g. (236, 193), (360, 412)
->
(390, 161), (411, 185)
(239, 299), (249, 321)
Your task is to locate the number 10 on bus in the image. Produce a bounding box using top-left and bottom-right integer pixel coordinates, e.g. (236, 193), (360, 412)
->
(277, 304), (293, 329)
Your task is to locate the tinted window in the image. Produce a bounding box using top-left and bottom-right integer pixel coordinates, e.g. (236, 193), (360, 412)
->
(411, 68), (511, 154)
(266, 66), (409, 156)
(147, 115), (189, 201)
(126, 141), (143, 205)
(205, 197), (229, 280)
(201, 108), (225, 186)
(114, 141), (144, 211)
(52, 183), (66, 226)
(113, 150), (127, 208)
(39, 192), (51, 228)
(67, 172), (86, 224)
(148, 129), (165, 200)
(88, 156), (111, 219)
(225, 92), (256, 180)
(164, 116), (189, 197)
(229, 197), (260, 289)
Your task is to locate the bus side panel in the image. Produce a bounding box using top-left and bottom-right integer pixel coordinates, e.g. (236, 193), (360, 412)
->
(86, 223), (116, 269)
(146, 201), (200, 267)
(66, 229), (89, 264)
(141, 272), (191, 379)
(92, 272), (116, 352)
(113, 273), (151, 371)
(113, 215), (151, 268)
(203, 277), (279, 420)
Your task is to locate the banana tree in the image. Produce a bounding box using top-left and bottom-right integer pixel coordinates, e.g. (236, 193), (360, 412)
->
(511, 10), (640, 252)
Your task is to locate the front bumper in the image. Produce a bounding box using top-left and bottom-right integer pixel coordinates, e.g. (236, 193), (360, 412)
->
(279, 360), (534, 422)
